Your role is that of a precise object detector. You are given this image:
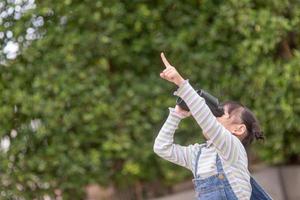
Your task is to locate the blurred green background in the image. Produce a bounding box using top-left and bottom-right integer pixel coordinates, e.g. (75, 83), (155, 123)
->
(0, 0), (300, 199)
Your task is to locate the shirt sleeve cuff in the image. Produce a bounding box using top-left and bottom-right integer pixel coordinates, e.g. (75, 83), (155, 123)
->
(168, 107), (186, 119)
(173, 79), (189, 97)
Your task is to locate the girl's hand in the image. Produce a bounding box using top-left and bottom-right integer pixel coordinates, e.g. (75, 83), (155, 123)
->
(175, 105), (191, 118)
(160, 52), (185, 86)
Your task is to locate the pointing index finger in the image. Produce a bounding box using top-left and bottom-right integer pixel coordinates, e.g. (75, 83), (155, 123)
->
(161, 52), (172, 68)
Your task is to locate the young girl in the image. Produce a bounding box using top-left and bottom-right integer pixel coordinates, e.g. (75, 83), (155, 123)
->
(154, 52), (272, 200)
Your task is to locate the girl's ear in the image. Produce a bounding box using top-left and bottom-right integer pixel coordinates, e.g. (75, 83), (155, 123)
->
(233, 124), (247, 136)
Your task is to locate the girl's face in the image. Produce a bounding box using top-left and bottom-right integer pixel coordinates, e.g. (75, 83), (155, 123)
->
(216, 105), (246, 138)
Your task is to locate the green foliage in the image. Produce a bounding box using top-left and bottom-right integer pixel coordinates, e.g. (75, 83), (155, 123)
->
(1, 0), (300, 199)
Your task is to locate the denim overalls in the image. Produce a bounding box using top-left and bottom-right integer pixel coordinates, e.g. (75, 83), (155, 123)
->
(193, 145), (273, 200)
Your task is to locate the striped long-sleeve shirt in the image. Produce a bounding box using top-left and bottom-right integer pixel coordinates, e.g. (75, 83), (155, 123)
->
(153, 80), (251, 200)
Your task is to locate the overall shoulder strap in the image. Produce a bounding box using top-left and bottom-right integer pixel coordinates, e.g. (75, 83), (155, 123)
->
(215, 154), (225, 174)
(193, 144), (206, 177)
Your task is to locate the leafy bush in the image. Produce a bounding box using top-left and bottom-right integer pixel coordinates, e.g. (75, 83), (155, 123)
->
(1, 0), (299, 199)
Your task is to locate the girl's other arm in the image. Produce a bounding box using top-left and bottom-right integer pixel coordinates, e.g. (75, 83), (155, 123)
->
(153, 107), (197, 171)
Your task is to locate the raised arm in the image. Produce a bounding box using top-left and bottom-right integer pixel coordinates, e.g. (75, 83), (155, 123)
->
(159, 52), (241, 163)
(153, 107), (198, 171)
(173, 80), (241, 163)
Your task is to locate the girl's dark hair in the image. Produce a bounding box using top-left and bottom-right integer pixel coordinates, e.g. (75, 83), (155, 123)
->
(221, 101), (265, 147)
